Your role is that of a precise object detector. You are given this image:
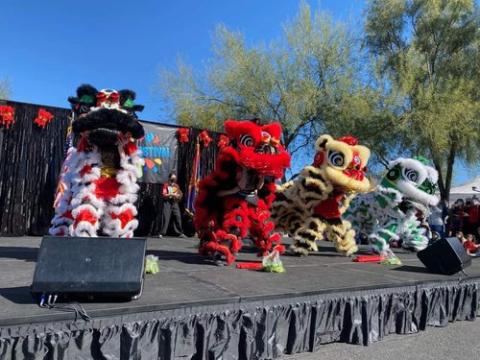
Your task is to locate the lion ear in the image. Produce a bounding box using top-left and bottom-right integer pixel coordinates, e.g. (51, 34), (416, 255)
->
(355, 145), (371, 165)
(315, 135), (333, 151)
(262, 122), (282, 139)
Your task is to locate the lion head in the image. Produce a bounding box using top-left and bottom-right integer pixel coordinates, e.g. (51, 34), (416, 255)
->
(69, 84), (145, 148)
(223, 119), (291, 178)
(381, 157), (439, 207)
(313, 134), (371, 193)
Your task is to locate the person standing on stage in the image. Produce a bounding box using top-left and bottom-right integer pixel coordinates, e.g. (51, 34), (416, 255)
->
(159, 172), (186, 238)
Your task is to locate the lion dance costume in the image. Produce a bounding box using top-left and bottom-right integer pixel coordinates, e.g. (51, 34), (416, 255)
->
(346, 157), (439, 260)
(194, 119), (291, 265)
(49, 84), (145, 238)
(271, 135), (371, 256)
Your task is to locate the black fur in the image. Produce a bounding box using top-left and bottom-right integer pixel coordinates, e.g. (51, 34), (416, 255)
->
(119, 89), (145, 115)
(72, 108), (144, 139)
(68, 84), (98, 105)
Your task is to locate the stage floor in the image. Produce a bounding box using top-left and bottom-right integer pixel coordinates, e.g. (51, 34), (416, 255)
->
(1, 235), (479, 327)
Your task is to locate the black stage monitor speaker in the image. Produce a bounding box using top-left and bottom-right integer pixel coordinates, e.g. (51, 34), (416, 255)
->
(31, 236), (147, 301)
(417, 237), (471, 275)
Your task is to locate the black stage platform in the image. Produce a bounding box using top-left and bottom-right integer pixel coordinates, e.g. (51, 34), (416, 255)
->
(0, 236), (479, 359)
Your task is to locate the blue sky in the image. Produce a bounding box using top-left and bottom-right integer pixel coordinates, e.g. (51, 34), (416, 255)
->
(0, 0), (364, 120)
(0, 0), (477, 184)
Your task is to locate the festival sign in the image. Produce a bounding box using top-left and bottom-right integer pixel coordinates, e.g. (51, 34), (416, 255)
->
(138, 122), (178, 183)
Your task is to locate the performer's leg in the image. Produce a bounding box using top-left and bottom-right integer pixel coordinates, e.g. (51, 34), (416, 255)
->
(70, 187), (105, 237)
(102, 202), (138, 238)
(199, 199), (250, 265)
(325, 218), (358, 256)
(290, 216), (327, 255)
(171, 203), (184, 235)
(369, 221), (398, 255)
(401, 217), (429, 251)
(160, 201), (172, 236)
(249, 203), (284, 256)
(71, 204), (102, 237)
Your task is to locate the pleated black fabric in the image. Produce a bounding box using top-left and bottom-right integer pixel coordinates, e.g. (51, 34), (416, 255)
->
(0, 280), (478, 359)
(0, 101), (70, 236)
(0, 101), (221, 237)
(135, 183), (165, 236)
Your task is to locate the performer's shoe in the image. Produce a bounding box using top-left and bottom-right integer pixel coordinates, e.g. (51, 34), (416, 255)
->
(158, 234), (163, 238)
(177, 233), (187, 238)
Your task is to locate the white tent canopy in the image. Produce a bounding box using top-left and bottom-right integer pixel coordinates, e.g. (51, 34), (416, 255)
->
(449, 176), (480, 203)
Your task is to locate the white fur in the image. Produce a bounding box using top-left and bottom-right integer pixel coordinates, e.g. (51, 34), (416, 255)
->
(388, 158), (439, 207)
(49, 140), (143, 237)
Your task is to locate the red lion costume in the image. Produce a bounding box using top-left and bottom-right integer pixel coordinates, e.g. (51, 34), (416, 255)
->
(194, 119), (291, 265)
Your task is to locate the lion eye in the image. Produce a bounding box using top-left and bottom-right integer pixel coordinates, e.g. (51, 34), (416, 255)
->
(387, 169), (398, 180)
(403, 168), (419, 183)
(240, 134), (254, 147)
(261, 144), (276, 154)
(328, 151), (345, 167)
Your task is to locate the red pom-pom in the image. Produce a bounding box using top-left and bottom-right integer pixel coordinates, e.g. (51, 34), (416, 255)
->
(33, 108), (54, 129)
(199, 130), (212, 147)
(177, 128), (190, 143)
(0, 105), (15, 129)
(338, 136), (358, 146)
(217, 134), (230, 148)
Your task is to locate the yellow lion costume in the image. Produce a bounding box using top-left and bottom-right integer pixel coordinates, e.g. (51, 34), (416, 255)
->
(271, 135), (371, 256)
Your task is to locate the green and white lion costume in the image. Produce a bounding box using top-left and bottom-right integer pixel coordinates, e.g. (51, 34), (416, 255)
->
(346, 157), (439, 261)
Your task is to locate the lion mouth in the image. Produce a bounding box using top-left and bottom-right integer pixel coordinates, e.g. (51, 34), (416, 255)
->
(87, 128), (121, 147)
(343, 168), (365, 181)
(325, 167), (370, 193)
(238, 146), (290, 178)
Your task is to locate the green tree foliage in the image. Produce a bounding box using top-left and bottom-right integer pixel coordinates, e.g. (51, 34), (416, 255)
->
(0, 79), (10, 100)
(365, 0), (480, 202)
(159, 3), (395, 161)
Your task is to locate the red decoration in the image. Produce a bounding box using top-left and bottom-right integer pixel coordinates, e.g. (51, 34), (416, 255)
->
(0, 105), (15, 129)
(177, 128), (190, 143)
(33, 108), (54, 129)
(199, 130), (212, 147)
(217, 134), (230, 148)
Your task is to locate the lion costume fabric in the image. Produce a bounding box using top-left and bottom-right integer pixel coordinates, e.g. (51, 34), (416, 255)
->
(271, 135), (371, 256)
(194, 119), (291, 265)
(346, 156), (439, 259)
(49, 85), (145, 238)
